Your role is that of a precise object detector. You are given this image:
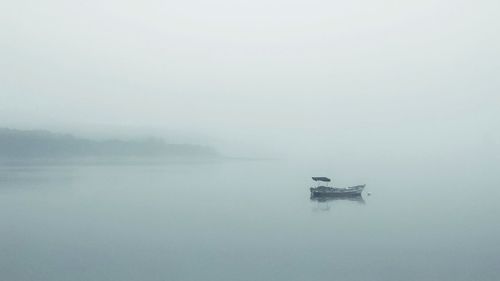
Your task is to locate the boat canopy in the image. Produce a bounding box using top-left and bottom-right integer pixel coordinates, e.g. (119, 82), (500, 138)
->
(312, 177), (331, 182)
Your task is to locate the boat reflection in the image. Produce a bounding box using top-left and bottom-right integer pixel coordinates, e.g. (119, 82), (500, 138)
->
(310, 195), (365, 211)
(310, 195), (365, 203)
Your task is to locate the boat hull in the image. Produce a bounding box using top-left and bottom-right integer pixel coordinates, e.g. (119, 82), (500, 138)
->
(310, 184), (365, 197)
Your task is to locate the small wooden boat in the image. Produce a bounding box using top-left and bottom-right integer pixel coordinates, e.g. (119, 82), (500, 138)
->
(310, 177), (365, 197)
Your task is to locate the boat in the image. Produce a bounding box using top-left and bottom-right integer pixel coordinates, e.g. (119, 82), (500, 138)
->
(310, 177), (365, 197)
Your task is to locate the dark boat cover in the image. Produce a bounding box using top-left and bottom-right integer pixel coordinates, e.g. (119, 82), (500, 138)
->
(312, 177), (331, 182)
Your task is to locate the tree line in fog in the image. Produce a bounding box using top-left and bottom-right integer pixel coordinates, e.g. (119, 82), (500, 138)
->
(0, 128), (217, 159)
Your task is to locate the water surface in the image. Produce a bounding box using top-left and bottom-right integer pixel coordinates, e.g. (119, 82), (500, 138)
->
(1, 160), (499, 281)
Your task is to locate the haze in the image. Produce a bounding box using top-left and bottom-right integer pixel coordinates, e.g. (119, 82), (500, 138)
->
(1, 0), (499, 160)
(2, 2), (500, 281)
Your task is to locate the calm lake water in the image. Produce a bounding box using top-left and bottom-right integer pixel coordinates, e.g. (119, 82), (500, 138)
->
(1, 159), (499, 281)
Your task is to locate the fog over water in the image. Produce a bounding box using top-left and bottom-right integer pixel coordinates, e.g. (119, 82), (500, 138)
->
(1, 0), (500, 280)
(2, 0), (499, 158)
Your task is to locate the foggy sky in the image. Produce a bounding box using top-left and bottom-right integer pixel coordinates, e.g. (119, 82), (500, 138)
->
(1, 0), (499, 158)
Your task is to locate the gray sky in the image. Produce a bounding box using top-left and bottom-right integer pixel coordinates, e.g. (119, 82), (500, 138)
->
(1, 0), (499, 158)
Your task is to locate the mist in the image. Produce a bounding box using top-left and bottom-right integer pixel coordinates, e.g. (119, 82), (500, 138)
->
(1, 0), (499, 162)
(2, 1), (500, 281)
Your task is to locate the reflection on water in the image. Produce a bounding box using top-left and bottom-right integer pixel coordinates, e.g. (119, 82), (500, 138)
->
(0, 166), (75, 190)
(1, 162), (500, 281)
(310, 195), (365, 211)
(310, 195), (366, 203)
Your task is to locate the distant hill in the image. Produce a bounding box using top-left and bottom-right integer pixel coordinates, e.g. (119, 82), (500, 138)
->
(0, 128), (218, 161)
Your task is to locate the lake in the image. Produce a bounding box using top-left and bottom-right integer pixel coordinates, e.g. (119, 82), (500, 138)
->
(1, 159), (499, 281)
